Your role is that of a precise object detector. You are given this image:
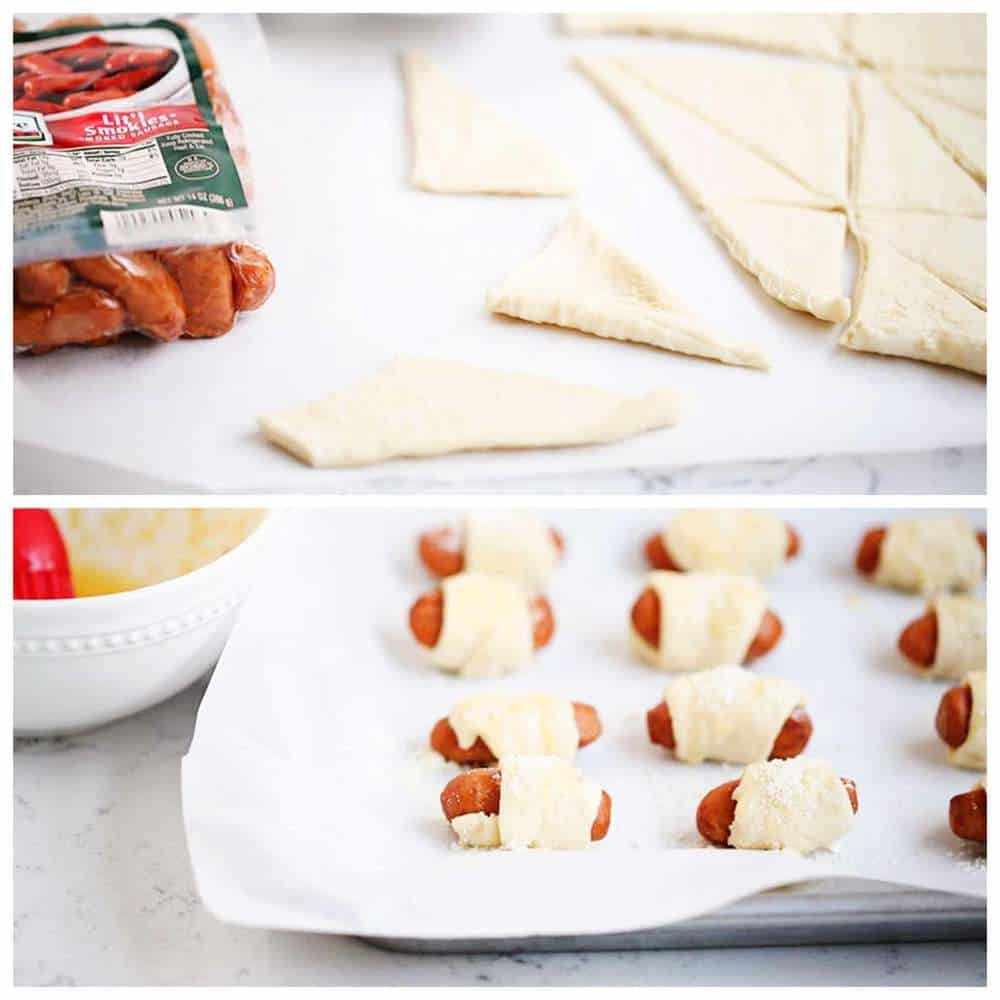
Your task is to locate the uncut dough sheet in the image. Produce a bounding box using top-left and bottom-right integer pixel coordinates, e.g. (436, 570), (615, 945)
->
(182, 509), (986, 941)
(12, 15), (984, 493)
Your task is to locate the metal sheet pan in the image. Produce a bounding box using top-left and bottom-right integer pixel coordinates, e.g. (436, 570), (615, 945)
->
(364, 879), (986, 953)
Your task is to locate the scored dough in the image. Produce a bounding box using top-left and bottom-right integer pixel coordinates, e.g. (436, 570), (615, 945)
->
(448, 693), (578, 760)
(882, 71), (986, 117)
(949, 670), (986, 771)
(931, 596), (987, 680)
(258, 356), (683, 468)
(402, 50), (572, 195)
(872, 517), (984, 594)
(631, 571), (768, 673)
(464, 513), (560, 591)
(843, 14), (986, 74)
(854, 211), (985, 310)
(618, 53), (849, 205)
(851, 73), (985, 217)
(840, 238), (986, 376)
(729, 758), (855, 852)
(882, 79), (986, 185)
(664, 665), (806, 765)
(663, 510), (790, 580)
(575, 56), (832, 209)
(429, 572), (533, 677)
(704, 200), (850, 323)
(563, 13), (845, 62)
(487, 210), (769, 369)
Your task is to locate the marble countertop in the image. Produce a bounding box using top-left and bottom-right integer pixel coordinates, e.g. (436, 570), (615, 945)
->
(14, 681), (986, 987)
(13, 445), (986, 496)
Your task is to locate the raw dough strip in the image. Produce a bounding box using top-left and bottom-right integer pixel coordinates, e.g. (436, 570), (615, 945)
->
(729, 758), (855, 853)
(840, 236), (985, 376)
(930, 596), (987, 680)
(487, 210), (769, 369)
(842, 14), (986, 75)
(949, 670), (986, 771)
(854, 211), (985, 310)
(402, 50), (573, 196)
(850, 72), (985, 218)
(882, 78), (986, 186)
(258, 356), (683, 468)
(563, 13), (846, 62)
(665, 666), (806, 764)
(631, 571), (768, 673)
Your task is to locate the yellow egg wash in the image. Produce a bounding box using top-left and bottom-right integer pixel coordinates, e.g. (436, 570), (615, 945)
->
(52, 510), (267, 596)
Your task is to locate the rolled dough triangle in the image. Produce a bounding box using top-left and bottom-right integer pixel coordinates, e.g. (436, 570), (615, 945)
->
(618, 53), (849, 205)
(258, 356), (683, 468)
(402, 51), (573, 195)
(844, 14), (986, 74)
(855, 211), (985, 309)
(840, 238), (985, 376)
(486, 210), (769, 369)
(883, 70), (986, 116)
(705, 201), (850, 323)
(562, 13), (845, 61)
(575, 56), (832, 209)
(851, 73), (985, 216)
(883, 79), (986, 184)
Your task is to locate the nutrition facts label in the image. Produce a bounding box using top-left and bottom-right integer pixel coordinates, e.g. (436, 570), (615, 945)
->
(13, 139), (171, 200)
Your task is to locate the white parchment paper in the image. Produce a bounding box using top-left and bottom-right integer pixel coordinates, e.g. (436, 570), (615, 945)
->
(14, 15), (984, 492)
(182, 508), (987, 940)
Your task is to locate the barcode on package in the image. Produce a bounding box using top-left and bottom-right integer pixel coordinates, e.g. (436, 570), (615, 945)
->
(100, 205), (240, 247)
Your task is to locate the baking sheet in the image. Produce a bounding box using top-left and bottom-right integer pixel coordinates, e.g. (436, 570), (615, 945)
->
(13, 14), (985, 493)
(182, 508), (987, 941)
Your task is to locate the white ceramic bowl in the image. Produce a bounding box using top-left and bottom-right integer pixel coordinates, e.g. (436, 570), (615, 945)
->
(13, 514), (274, 737)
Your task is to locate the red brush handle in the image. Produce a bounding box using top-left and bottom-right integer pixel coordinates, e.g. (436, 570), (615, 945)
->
(13, 509), (74, 599)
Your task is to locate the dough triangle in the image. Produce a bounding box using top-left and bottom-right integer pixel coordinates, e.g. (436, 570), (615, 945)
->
(705, 201), (850, 323)
(851, 73), (984, 216)
(563, 13), (845, 61)
(575, 56), (831, 209)
(259, 356), (683, 467)
(854, 211), (985, 309)
(883, 79), (986, 184)
(844, 14), (986, 74)
(884, 70), (986, 116)
(487, 210), (769, 369)
(619, 53), (848, 205)
(840, 238), (985, 376)
(402, 51), (573, 195)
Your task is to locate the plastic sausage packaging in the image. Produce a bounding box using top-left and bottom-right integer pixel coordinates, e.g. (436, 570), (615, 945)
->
(13, 15), (275, 353)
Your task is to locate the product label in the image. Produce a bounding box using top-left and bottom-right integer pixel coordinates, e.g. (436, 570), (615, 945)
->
(13, 19), (250, 263)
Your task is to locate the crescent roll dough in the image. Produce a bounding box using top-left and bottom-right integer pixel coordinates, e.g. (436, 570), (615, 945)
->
(463, 513), (559, 591)
(872, 518), (984, 594)
(665, 666), (805, 765)
(631, 571), (768, 672)
(448, 693), (578, 760)
(451, 755), (603, 850)
(949, 670), (986, 772)
(929, 595), (986, 680)
(729, 758), (855, 853)
(663, 511), (789, 580)
(428, 572), (533, 676)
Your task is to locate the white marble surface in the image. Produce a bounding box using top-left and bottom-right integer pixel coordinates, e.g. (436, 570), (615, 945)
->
(14, 680), (986, 987)
(13, 444), (987, 496)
